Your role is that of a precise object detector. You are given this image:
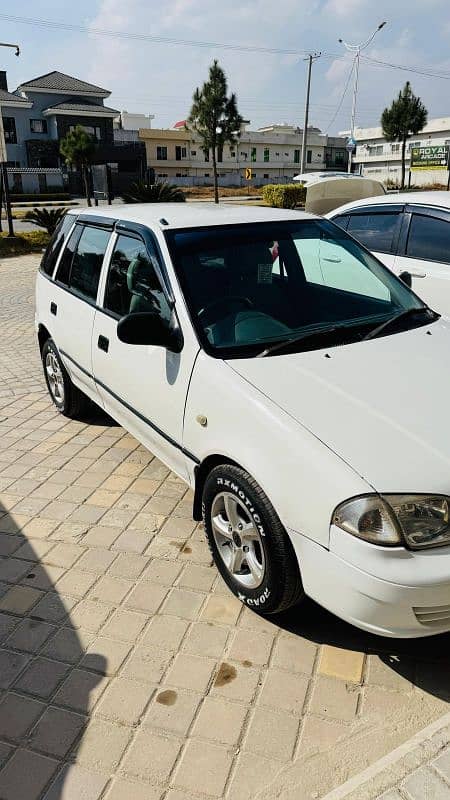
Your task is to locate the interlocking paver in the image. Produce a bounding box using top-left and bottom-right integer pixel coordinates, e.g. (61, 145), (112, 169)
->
(0, 255), (449, 800)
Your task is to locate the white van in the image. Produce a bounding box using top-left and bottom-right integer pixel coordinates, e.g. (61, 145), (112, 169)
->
(36, 204), (450, 637)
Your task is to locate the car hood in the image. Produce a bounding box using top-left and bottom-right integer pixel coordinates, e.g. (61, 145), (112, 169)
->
(227, 318), (450, 493)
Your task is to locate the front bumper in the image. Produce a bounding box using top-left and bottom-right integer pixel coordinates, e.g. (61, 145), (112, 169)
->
(288, 525), (450, 638)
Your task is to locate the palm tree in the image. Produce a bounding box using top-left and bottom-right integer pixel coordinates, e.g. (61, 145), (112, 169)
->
(24, 207), (67, 235)
(188, 60), (244, 203)
(60, 125), (96, 206)
(121, 181), (185, 203)
(381, 82), (427, 189)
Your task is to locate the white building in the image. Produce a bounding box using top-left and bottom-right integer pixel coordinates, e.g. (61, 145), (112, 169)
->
(341, 117), (450, 186)
(139, 121), (348, 185)
(114, 110), (154, 143)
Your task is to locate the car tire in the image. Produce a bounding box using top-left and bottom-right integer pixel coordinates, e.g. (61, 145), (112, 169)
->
(42, 338), (89, 419)
(203, 464), (304, 614)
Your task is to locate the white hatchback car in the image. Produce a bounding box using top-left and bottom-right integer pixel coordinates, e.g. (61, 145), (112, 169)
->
(36, 204), (450, 637)
(326, 191), (450, 315)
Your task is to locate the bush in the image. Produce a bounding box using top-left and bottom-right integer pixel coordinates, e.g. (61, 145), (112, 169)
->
(10, 193), (71, 202)
(24, 207), (67, 235)
(0, 231), (50, 257)
(262, 184), (306, 209)
(121, 181), (186, 203)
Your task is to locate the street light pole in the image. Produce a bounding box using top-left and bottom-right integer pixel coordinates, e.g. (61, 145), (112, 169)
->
(339, 22), (386, 173)
(0, 40), (20, 236)
(300, 52), (321, 174)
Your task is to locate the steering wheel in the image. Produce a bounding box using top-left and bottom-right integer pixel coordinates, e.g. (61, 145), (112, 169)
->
(198, 295), (253, 326)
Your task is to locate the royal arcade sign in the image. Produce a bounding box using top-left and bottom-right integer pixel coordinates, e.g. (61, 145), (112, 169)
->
(410, 144), (450, 171)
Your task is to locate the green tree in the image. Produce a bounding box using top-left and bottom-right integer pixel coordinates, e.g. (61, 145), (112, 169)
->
(381, 82), (427, 189)
(60, 125), (96, 206)
(188, 60), (244, 203)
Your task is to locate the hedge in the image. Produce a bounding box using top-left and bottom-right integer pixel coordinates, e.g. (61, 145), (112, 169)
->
(0, 231), (50, 258)
(10, 193), (71, 203)
(262, 184), (306, 209)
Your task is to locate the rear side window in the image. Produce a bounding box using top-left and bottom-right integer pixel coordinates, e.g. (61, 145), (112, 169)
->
(347, 212), (400, 254)
(55, 224), (110, 302)
(407, 214), (450, 265)
(40, 214), (75, 277)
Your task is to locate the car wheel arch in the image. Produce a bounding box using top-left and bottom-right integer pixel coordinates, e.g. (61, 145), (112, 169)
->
(38, 324), (51, 353)
(193, 454), (243, 520)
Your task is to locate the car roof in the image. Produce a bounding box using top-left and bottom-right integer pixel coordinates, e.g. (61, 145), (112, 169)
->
(327, 191), (450, 217)
(68, 202), (316, 230)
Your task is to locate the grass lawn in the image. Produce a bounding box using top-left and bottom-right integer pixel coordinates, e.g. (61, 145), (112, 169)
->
(0, 231), (50, 258)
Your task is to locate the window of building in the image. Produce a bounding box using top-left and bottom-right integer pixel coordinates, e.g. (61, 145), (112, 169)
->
(69, 124), (101, 140)
(264, 148), (269, 162)
(30, 119), (48, 134)
(347, 212), (401, 254)
(3, 117), (17, 144)
(368, 145), (383, 156)
(191, 150), (197, 156)
(230, 149), (236, 158)
(157, 146), (168, 161)
(407, 214), (450, 265)
(104, 234), (170, 318)
(307, 150), (312, 164)
(204, 173), (210, 177)
(263, 173), (269, 179)
(294, 149), (300, 164)
(391, 143), (400, 153)
(157, 173), (168, 178)
(175, 146), (187, 160)
(408, 141), (421, 151)
(251, 147), (257, 162)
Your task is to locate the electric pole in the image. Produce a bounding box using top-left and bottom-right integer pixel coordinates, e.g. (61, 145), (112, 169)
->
(300, 52), (321, 174)
(0, 40), (20, 236)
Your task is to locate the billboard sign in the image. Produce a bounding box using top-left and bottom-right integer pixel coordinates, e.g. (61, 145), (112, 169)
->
(410, 145), (449, 171)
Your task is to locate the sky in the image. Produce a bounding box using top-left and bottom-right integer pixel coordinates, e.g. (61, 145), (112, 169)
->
(1, 1), (450, 135)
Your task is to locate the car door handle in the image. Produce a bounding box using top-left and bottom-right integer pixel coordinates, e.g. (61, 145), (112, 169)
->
(408, 270), (427, 278)
(50, 302), (57, 316)
(97, 335), (109, 353)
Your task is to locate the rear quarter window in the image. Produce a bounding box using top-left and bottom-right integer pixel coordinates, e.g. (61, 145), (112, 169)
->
(40, 215), (76, 278)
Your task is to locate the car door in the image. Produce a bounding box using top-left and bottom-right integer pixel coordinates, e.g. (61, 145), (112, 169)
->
(92, 226), (199, 481)
(344, 206), (403, 271)
(393, 207), (450, 315)
(51, 220), (112, 402)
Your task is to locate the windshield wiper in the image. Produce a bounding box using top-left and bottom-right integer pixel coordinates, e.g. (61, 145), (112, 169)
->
(258, 324), (349, 357)
(362, 307), (438, 342)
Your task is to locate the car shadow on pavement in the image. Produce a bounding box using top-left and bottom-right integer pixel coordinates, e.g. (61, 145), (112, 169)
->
(271, 597), (450, 702)
(0, 500), (107, 800)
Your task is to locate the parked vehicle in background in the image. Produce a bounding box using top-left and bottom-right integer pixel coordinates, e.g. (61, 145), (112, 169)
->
(293, 172), (385, 215)
(327, 192), (450, 315)
(36, 203), (450, 638)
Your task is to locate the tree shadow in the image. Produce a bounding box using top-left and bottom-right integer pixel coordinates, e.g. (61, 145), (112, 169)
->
(269, 597), (450, 702)
(0, 500), (107, 799)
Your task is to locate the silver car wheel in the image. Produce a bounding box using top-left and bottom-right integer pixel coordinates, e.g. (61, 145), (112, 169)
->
(211, 491), (265, 589)
(45, 351), (65, 404)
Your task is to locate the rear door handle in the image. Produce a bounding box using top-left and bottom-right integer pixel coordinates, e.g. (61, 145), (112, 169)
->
(50, 302), (57, 316)
(409, 271), (426, 278)
(97, 335), (109, 353)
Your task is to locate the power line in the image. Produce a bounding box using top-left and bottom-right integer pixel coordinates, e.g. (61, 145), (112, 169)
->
(324, 59), (355, 133)
(361, 54), (450, 80)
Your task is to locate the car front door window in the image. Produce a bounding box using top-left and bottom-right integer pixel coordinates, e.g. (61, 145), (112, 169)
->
(347, 212), (400, 254)
(104, 234), (171, 320)
(406, 214), (450, 264)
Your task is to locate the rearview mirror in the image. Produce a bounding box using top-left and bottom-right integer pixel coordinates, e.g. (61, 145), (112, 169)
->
(117, 312), (183, 352)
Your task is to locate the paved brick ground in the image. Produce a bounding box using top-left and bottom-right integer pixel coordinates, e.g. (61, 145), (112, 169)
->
(0, 254), (449, 800)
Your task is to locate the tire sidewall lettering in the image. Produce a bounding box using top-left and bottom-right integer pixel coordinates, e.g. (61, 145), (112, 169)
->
(215, 476), (265, 537)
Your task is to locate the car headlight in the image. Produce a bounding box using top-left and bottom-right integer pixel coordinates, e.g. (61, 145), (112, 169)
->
(332, 494), (450, 549)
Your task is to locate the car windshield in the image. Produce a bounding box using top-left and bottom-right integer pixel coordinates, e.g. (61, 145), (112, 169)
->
(165, 219), (427, 358)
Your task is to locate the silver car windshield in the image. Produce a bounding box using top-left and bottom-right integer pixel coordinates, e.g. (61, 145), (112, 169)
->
(166, 219), (427, 358)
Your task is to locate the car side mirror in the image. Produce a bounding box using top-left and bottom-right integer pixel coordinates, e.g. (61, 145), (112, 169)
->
(399, 271), (412, 288)
(117, 311), (183, 352)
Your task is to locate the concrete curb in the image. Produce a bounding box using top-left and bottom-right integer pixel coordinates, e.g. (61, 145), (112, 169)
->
(319, 711), (450, 800)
